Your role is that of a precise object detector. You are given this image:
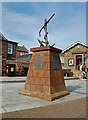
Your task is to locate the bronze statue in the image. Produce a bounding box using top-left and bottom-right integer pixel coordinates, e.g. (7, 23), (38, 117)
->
(38, 14), (55, 47)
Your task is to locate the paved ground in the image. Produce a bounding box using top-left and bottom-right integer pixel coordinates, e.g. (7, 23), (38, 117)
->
(0, 76), (26, 82)
(0, 76), (78, 82)
(0, 77), (88, 118)
(2, 97), (87, 118)
(0, 77), (87, 118)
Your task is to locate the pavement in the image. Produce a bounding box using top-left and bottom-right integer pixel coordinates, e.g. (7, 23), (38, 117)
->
(0, 77), (87, 119)
(0, 76), (26, 82)
(0, 76), (78, 82)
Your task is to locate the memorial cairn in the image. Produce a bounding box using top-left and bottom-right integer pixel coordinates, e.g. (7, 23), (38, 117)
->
(20, 14), (69, 101)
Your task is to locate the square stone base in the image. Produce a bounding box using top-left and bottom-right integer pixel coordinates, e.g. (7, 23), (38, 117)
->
(20, 90), (70, 101)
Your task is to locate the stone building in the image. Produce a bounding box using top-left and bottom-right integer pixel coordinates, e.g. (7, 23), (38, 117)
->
(0, 33), (29, 76)
(0, 33), (18, 76)
(62, 41), (88, 78)
(17, 45), (29, 58)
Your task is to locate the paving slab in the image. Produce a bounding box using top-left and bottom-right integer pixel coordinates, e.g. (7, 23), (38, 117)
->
(0, 76), (26, 82)
(0, 76), (79, 82)
(0, 77), (87, 114)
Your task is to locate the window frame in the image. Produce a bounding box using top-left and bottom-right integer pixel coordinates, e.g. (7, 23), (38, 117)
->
(8, 43), (13, 54)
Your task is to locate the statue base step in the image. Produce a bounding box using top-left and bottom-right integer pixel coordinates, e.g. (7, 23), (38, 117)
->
(20, 90), (69, 101)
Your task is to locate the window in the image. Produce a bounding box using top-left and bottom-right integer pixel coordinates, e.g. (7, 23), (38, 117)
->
(8, 44), (12, 54)
(68, 59), (74, 66)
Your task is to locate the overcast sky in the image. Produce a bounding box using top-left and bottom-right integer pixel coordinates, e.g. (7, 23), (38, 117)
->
(1, 2), (86, 52)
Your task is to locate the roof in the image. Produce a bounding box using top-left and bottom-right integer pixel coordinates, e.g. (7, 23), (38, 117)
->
(62, 41), (88, 54)
(17, 45), (29, 52)
(0, 33), (7, 40)
(0, 33), (18, 44)
(17, 54), (32, 62)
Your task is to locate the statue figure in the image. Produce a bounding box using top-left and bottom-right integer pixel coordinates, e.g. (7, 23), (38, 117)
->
(38, 39), (44, 47)
(38, 14), (55, 47)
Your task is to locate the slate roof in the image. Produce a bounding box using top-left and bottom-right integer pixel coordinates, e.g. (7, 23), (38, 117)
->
(17, 45), (29, 52)
(17, 54), (32, 62)
(62, 41), (88, 54)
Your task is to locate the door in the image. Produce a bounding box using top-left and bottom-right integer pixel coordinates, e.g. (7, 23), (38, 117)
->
(76, 55), (82, 70)
(6, 64), (16, 76)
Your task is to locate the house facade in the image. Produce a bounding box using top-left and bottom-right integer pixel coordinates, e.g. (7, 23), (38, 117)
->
(62, 41), (88, 78)
(0, 33), (18, 76)
(0, 33), (29, 76)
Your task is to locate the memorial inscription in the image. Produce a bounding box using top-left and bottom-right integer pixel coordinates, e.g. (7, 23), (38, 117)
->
(53, 56), (59, 70)
(35, 56), (44, 69)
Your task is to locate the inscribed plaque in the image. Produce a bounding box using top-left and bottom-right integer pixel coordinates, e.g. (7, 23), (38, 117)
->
(53, 56), (59, 70)
(35, 56), (44, 69)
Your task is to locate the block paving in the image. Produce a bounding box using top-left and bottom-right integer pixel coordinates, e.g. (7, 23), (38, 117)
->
(2, 97), (87, 118)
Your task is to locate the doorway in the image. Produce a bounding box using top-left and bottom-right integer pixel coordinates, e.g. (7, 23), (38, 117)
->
(76, 55), (82, 70)
(6, 64), (16, 76)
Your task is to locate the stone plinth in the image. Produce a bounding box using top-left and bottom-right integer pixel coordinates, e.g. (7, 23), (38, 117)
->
(20, 46), (69, 101)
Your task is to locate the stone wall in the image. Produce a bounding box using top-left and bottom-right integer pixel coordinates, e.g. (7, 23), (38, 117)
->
(15, 62), (29, 76)
(2, 60), (6, 76)
(0, 40), (2, 75)
(2, 40), (7, 60)
(4, 60), (29, 76)
(0, 40), (2, 56)
(86, 49), (88, 79)
(2, 40), (17, 60)
(0, 56), (2, 76)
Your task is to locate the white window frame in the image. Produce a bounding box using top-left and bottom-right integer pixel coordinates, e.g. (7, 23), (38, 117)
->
(8, 44), (12, 54)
